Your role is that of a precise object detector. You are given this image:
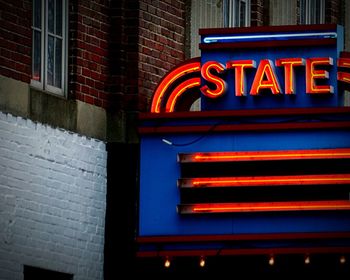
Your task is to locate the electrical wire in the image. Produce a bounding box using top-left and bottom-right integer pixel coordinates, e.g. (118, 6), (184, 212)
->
(161, 115), (350, 147)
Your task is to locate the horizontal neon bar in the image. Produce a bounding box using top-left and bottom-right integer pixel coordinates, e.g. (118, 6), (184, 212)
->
(178, 200), (350, 214)
(202, 32), (337, 44)
(178, 174), (350, 188)
(178, 148), (350, 163)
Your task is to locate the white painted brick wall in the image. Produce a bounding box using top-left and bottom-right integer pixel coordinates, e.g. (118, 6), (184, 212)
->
(0, 112), (107, 280)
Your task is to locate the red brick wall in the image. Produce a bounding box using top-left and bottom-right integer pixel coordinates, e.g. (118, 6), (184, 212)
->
(251, 0), (265, 26)
(108, 0), (139, 111)
(0, 0), (31, 83)
(69, 0), (111, 108)
(1, 0), (186, 112)
(325, 0), (340, 24)
(138, 0), (186, 111)
(70, 0), (186, 112)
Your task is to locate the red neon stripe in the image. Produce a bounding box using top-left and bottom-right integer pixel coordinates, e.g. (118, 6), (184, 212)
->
(165, 78), (201, 112)
(150, 60), (200, 113)
(338, 57), (350, 67)
(338, 72), (350, 84)
(179, 148), (350, 163)
(338, 65), (350, 89)
(178, 200), (350, 214)
(179, 174), (350, 188)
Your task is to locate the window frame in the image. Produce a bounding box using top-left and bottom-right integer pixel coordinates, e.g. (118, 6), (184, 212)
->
(31, 0), (68, 97)
(299, 0), (325, 25)
(223, 0), (251, 28)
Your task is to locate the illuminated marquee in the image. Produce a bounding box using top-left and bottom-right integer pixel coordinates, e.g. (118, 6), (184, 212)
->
(138, 25), (350, 258)
(150, 24), (350, 113)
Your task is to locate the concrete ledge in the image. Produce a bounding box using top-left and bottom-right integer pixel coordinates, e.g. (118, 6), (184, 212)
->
(30, 88), (77, 131)
(0, 76), (29, 117)
(0, 75), (137, 142)
(77, 100), (107, 140)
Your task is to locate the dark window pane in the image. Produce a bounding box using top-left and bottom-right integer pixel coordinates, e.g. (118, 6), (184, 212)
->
(47, 35), (54, 86)
(56, 0), (62, 36)
(240, 1), (246, 27)
(234, 0), (239, 27)
(55, 38), (62, 88)
(33, 30), (41, 81)
(314, 0), (321, 24)
(300, 0), (305, 24)
(33, 0), (41, 28)
(48, 0), (55, 34)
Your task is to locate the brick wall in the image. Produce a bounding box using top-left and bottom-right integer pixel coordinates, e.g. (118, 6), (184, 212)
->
(0, 0), (188, 119)
(138, 0), (186, 111)
(251, 0), (266, 26)
(69, 0), (111, 108)
(325, 0), (340, 24)
(0, 0), (116, 110)
(108, 0), (139, 112)
(0, 112), (107, 280)
(69, 0), (141, 112)
(0, 0), (31, 83)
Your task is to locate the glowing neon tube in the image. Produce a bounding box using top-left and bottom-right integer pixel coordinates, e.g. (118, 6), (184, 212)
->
(178, 200), (350, 214)
(178, 148), (350, 163)
(178, 174), (350, 188)
(202, 32), (337, 44)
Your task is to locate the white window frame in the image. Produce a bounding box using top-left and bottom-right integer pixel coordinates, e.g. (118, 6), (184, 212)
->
(31, 0), (68, 97)
(223, 0), (251, 28)
(299, 0), (325, 24)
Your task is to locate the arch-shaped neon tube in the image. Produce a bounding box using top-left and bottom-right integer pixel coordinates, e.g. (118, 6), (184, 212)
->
(150, 60), (200, 113)
(165, 77), (201, 112)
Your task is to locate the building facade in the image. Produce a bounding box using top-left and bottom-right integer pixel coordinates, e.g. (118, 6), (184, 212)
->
(0, 0), (349, 279)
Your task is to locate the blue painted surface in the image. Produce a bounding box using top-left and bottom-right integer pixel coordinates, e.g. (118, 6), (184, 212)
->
(138, 25), (350, 244)
(200, 25), (344, 110)
(139, 129), (350, 236)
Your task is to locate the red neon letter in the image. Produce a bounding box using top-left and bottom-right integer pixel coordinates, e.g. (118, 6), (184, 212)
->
(226, 60), (256, 96)
(276, 58), (304, 94)
(305, 57), (334, 94)
(337, 57), (350, 85)
(200, 61), (226, 98)
(250, 59), (281, 95)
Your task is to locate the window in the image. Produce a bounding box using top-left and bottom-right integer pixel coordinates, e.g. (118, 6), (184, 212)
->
(189, 0), (251, 110)
(223, 0), (251, 27)
(299, 0), (325, 24)
(32, 0), (67, 96)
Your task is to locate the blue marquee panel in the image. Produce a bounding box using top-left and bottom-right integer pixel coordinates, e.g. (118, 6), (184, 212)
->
(139, 129), (350, 236)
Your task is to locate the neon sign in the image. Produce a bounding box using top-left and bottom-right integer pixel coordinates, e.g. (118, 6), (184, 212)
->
(150, 59), (201, 113)
(201, 57), (336, 97)
(138, 25), (350, 259)
(150, 24), (349, 113)
(150, 56), (350, 113)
